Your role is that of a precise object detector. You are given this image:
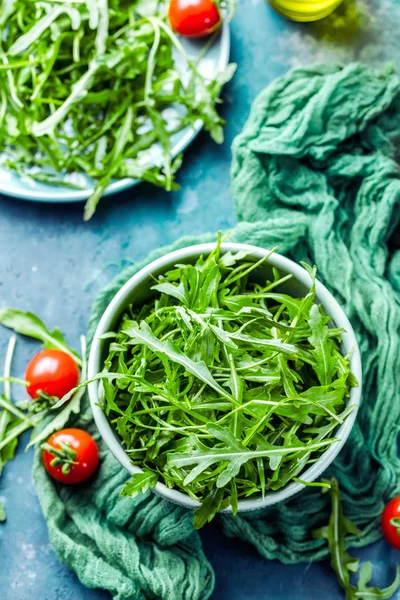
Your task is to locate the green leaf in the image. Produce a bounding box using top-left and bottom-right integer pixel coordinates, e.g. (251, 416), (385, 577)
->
(32, 61), (99, 137)
(0, 501), (6, 522)
(151, 281), (188, 306)
(307, 305), (334, 386)
(230, 479), (238, 514)
(0, 309), (81, 366)
(313, 480), (362, 592)
(168, 424), (337, 488)
(193, 488), (224, 530)
(123, 321), (233, 401)
(26, 389), (82, 449)
(209, 323), (238, 350)
(198, 263), (221, 311)
(314, 478), (400, 600)
(0, 336), (21, 470)
(219, 250), (250, 268)
(228, 353), (243, 436)
(9, 6), (80, 56)
(0, 0), (17, 26)
(228, 331), (315, 364)
(357, 563), (400, 599)
(256, 457), (266, 499)
(84, 105), (134, 220)
(120, 470), (158, 498)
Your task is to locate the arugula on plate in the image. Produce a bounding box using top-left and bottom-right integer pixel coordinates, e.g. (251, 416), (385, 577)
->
(98, 238), (358, 527)
(0, 0), (235, 219)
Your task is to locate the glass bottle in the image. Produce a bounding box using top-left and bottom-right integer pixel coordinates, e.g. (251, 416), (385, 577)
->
(269, 0), (344, 22)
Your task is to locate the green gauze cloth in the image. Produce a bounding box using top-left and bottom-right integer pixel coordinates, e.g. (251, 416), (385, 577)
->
(32, 61), (400, 598)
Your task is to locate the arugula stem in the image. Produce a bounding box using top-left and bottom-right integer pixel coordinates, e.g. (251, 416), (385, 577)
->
(0, 413), (43, 452)
(0, 396), (35, 426)
(314, 479), (400, 599)
(0, 336), (17, 442)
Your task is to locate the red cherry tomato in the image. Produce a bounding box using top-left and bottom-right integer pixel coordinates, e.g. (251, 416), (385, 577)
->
(42, 428), (99, 484)
(168, 0), (221, 38)
(25, 349), (79, 400)
(382, 497), (400, 550)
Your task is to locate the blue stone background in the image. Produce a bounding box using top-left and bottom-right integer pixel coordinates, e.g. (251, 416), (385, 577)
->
(1, 0), (399, 597)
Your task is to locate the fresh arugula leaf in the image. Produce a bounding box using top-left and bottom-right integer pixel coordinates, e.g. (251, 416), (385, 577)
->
(0, 309), (81, 365)
(193, 488), (225, 530)
(0, 336), (21, 473)
(0, 336), (16, 432)
(307, 305), (334, 386)
(357, 562), (400, 599)
(123, 321), (233, 401)
(314, 479), (400, 600)
(228, 331), (315, 365)
(151, 281), (188, 306)
(168, 424), (336, 488)
(120, 470), (158, 498)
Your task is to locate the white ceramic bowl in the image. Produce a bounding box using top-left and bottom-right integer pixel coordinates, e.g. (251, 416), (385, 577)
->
(88, 243), (362, 512)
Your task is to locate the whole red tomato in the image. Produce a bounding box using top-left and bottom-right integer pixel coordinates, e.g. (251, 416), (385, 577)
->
(382, 497), (400, 550)
(42, 428), (99, 484)
(168, 0), (221, 38)
(25, 349), (79, 400)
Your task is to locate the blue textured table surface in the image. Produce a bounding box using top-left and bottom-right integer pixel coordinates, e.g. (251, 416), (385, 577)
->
(1, 1), (400, 598)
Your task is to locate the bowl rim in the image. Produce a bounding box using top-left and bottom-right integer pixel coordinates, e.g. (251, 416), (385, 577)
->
(88, 242), (362, 512)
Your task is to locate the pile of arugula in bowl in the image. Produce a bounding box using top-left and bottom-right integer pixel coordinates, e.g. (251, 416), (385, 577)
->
(99, 241), (357, 527)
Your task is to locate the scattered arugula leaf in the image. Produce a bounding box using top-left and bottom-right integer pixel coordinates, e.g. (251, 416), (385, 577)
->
(120, 470), (159, 498)
(0, 336), (19, 481)
(314, 478), (400, 600)
(193, 487), (226, 529)
(0, 309), (81, 366)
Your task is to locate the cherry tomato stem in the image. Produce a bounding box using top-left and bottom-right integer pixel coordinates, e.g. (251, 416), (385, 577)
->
(382, 497), (400, 550)
(42, 428), (99, 484)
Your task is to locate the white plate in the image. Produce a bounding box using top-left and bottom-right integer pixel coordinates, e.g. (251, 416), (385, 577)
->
(0, 23), (230, 204)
